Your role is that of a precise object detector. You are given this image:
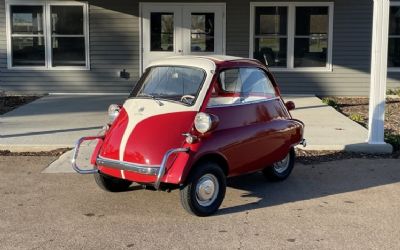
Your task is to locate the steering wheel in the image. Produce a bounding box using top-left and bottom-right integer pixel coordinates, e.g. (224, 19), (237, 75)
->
(181, 95), (195, 104)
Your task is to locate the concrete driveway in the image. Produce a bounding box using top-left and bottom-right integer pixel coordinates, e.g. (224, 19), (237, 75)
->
(1, 94), (391, 153)
(1, 156), (399, 249)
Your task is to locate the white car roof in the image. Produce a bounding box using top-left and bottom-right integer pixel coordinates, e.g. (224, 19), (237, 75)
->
(146, 55), (244, 72)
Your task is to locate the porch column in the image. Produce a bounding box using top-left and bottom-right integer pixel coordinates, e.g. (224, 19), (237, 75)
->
(367, 0), (390, 145)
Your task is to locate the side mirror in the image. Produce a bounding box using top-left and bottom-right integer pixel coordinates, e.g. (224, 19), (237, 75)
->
(285, 101), (295, 111)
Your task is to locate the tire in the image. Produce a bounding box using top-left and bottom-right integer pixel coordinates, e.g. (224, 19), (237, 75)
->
(263, 147), (295, 182)
(94, 172), (132, 192)
(180, 162), (226, 216)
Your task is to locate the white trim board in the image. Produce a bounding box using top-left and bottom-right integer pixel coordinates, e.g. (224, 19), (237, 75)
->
(249, 2), (334, 72)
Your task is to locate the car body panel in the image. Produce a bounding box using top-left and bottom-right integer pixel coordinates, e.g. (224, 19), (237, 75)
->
(91, 56), (305, 186)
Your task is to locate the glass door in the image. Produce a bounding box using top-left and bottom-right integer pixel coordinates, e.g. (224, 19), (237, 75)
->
(141, 3), (225, 72)
(141, 5), (182, 71)
(182, 6), (224, 56)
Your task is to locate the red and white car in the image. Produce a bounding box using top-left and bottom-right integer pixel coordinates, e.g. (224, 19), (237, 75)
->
(72, 55), (305, 216)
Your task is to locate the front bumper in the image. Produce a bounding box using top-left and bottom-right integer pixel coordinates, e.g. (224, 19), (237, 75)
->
(71, 136), (189, 189)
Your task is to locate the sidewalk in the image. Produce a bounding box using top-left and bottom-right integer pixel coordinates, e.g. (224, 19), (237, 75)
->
(0, 95), (125, 152)
(0, 95), (391, 153)
(287, 96), (391, 153)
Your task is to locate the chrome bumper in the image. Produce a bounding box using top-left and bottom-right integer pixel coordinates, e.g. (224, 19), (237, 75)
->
(71, 136), (189, 189)
(71, 136), (103, 175)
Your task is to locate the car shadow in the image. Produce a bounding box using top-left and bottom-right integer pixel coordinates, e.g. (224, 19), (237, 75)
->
(216, 158), (400, 216)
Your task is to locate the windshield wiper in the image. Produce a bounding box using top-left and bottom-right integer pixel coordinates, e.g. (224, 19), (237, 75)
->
(138, 94), (163, 106)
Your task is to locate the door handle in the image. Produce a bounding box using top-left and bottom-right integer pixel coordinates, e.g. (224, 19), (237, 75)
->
(178, 49), (183, 53)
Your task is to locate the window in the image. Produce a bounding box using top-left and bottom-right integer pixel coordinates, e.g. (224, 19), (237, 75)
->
(208, 67), (276, 107)
(150, 13), (174, 51)
(250, 3), (333, 71)
(6, 1), (89, 69)
(191, 13), (215, 52)
(389, 3), (400, 70)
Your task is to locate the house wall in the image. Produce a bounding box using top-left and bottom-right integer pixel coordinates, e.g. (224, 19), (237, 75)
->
(0, 0), (399, 95)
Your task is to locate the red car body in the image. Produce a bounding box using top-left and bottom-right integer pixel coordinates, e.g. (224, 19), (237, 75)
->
(73, 56), (304, 188)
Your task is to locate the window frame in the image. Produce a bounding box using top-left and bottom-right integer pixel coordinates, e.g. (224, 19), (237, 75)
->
(249, 2), (334, 72)
(389, 2), (400, 72)
(5, 0), (90, 70)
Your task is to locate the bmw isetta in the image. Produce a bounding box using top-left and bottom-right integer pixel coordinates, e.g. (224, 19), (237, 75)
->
(72, 55), (305, 216)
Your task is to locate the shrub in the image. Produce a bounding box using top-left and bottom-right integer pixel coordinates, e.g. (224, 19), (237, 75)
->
(322, 98), (339, 109)
(349, 113), (364, 123)
(386, 88), (400, 96)
(385, 132), (400, 152)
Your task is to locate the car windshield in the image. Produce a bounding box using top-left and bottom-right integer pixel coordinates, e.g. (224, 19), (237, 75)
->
(129, 66), (206, 106)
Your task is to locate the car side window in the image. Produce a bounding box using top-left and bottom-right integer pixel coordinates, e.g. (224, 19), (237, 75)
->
(208, 67), (276, 107)
(239, 68), (276, 102)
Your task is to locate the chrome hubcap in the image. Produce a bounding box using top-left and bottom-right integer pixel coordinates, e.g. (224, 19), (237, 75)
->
(273, 153), (290, 174)
(195, 174), (219, 207)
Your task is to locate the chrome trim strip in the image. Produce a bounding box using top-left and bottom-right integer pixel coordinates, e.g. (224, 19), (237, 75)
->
(96, 156), (160, 175)
(71, 136), (102, 174)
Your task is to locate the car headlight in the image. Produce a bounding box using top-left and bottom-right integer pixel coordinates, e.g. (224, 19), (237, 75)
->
(108, 104), (120, 123)
(194, 112), (213, 134)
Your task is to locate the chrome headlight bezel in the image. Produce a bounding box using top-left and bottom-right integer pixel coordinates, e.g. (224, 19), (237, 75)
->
(194, 112), (212, 134)
(108, 104), (121, 123)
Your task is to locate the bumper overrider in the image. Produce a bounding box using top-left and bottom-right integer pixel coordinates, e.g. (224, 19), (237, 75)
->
(71, 136), (189, 189)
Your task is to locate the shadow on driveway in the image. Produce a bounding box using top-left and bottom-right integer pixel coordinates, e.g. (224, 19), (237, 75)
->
(216, 158), (399, 216)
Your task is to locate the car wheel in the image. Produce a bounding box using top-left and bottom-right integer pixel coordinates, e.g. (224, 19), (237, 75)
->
(180, 162), (226, 216)
(94, 172), (133, 192)
(262, 147), (295, 181)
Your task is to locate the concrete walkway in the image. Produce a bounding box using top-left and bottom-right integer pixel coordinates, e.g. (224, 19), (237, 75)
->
(0, 95), (391, 154)
(287, 96), (391, 153)
(0, 95), (126, 152)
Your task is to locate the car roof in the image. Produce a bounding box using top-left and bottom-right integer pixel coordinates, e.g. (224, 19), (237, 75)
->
(146, 55), (264, 72)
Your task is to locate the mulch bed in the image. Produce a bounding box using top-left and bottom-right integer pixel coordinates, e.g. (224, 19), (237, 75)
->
(296, 148), (399, 165)
(322, 96), (400, 154)
(0, 148), (72, 156)
(329, 97), (400, 135)
(0, 95), (41, 115)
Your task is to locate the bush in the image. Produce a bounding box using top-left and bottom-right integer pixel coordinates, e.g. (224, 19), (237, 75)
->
(386, 88), (400, 96)
(349, 113), (364, 123)
(322, 98), (339, 109)
(385, 132), (400, 152)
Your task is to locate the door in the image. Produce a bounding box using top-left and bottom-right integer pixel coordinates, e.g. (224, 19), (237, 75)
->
(141, 3), (225, 72)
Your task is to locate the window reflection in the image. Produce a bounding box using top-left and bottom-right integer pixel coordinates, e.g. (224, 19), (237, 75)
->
(151, 13), (174, 51)
(253, 7), (288, 67)
(191, 13), (215, 52)
(389, 7), (400, 68)
(294, 7), (329, 67)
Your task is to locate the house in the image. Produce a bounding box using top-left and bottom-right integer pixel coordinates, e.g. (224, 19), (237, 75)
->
(0, 0), (398, 95)
(0, 0), (397, 148)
